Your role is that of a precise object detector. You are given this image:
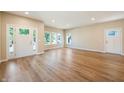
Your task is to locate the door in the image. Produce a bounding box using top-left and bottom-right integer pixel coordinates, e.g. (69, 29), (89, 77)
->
(7, 25), (38, 59)
(15, 27), (37, 58)
(105, 28), (122, 54)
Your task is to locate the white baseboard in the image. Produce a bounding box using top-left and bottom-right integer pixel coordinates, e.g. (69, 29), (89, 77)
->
(44, 46), (63, 51)
(37, 51), (44, 55)
(0, 52), (44, 62)
(69, 47), (105, 53)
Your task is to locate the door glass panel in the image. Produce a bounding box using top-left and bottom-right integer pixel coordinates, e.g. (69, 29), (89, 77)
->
(107, 31), (119, 37)
(108, 31), (116, 36)
(19, 28), (29, 35)
(33, 30), (37, 51)
(9, 26), (14, 53)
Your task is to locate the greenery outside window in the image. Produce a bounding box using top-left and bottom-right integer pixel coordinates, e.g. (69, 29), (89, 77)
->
(9, 26), (14, 53)
(44, 32), (51, 45)
(19, 28), (29, 35)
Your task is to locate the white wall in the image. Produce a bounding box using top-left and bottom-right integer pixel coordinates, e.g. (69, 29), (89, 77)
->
(65, 19), (124, 53)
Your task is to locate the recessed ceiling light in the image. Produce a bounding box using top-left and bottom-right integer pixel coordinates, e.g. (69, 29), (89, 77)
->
(25, 12), (29, 15)
(91, 17), (96, 21)
(51, 19), (55, 23)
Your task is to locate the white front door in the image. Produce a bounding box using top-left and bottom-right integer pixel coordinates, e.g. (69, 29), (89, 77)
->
(15, 28), (37, 58)
(7, 25), (38, 59)
(105, 28), (122, 54)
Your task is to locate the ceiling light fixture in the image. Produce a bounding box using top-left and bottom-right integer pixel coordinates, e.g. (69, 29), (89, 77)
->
(25, 11), (29, 15)
(91, 17), (96, 21)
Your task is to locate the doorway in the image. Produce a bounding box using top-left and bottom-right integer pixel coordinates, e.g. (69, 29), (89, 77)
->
(104, 28), (122, 55)
(7, 25), (38, 59)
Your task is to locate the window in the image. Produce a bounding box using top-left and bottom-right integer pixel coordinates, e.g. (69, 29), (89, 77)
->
(33, 30), (37, 51)
(66, 33), (72, 45)
(9, 26), (14, 53)
(44, 32), (51, 45)
(51, 32), (57, 44)
(19, 28), (29, 35)
(44, 32), (63, 45)
(57, 33), (62, 44)
(108, 31), (119, 37)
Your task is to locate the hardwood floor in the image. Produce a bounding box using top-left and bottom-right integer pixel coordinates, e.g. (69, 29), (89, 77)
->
(0, 48), (124, 82)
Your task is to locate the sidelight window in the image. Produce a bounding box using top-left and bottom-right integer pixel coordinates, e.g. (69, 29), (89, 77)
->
(33, 30), (37, 51)
(9, 26), (14, 53)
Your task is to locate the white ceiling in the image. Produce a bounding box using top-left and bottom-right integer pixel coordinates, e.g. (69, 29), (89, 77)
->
(6, 11), (124, 29)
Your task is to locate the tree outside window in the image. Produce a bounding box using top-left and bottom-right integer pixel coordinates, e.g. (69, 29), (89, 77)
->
(44, 32), (51, 45)
(9, 26), (14, 53)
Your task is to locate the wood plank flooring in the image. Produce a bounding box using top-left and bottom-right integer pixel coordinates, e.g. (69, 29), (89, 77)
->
(0, 48), (124, 82)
